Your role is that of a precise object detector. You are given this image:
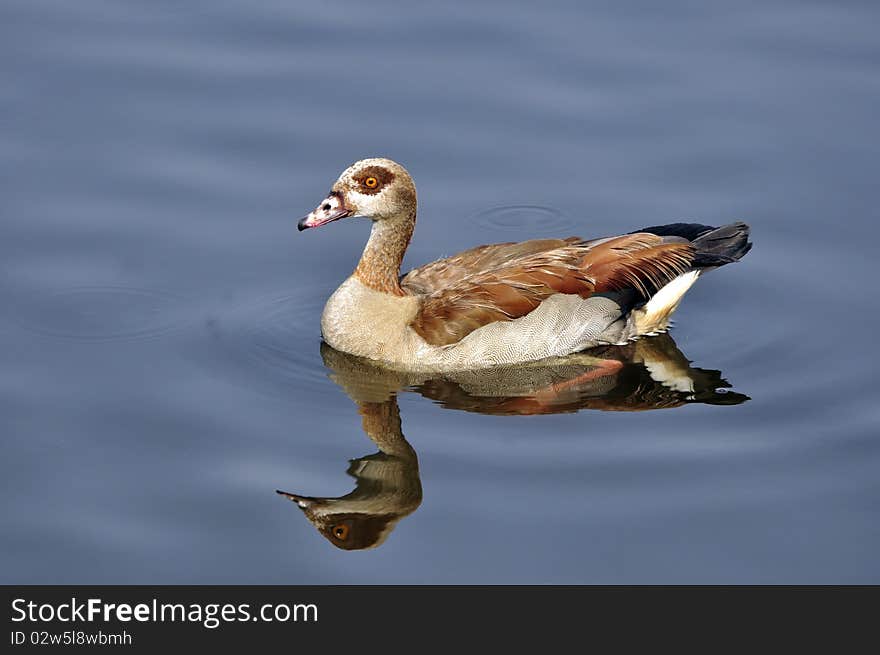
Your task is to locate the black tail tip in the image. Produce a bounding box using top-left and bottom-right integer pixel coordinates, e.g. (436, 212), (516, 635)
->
(692, 221), (752, 267)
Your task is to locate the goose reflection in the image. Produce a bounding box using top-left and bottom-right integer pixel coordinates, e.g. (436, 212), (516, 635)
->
(277, 398), (421, 550)
(277, 334), (748, 550)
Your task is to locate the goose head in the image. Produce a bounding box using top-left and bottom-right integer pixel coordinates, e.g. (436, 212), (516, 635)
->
(298, 157), (417, 231)
(275, 490), (411, 551)
(276, 447), (422, 551)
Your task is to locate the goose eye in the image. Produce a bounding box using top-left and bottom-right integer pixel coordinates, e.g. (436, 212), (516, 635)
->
(364, 176), (378, 189)
(332, 524), (350, 540)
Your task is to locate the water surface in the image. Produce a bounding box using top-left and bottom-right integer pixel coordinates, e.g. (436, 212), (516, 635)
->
(2, 0), (879, 583)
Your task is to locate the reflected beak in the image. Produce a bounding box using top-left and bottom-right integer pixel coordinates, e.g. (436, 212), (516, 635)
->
(276, 489), (317, 509)
(298, 193), (352, 231)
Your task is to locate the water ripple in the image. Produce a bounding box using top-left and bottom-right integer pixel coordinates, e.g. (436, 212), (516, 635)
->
(11, 286), (189, 342)
(471, 204), (577, 235)
(191, 289), (332, 399)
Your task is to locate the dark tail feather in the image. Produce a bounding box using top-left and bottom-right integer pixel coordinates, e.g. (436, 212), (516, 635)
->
(690, 221), (752, 268)
(633, 221), (752, 268)
(632, 222), (716, 241)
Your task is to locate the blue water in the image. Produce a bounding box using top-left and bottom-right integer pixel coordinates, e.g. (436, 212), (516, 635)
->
(2, 0), (878, 583)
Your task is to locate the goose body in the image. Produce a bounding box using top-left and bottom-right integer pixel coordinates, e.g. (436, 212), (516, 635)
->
(299, 158), (751, 372)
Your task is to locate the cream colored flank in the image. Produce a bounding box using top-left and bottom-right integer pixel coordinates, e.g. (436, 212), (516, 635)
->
(321, 274), (696, 372)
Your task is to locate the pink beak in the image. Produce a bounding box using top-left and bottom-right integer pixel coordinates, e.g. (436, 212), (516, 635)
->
(276, 489), (320, 509)
(298, 192), (352, 231)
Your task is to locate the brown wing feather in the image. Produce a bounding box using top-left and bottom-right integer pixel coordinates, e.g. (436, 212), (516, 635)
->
(408, 233), (695, 347)
(586, 234), (695, 296)
(400, 238), (581, 295)
(410, 245), (595, 346)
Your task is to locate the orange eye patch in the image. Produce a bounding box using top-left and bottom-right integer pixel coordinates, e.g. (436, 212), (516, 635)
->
(364, 176), (378, 189)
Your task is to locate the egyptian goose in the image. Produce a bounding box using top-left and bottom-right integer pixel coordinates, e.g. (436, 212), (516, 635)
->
(298, 158), (751, 371)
